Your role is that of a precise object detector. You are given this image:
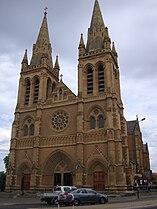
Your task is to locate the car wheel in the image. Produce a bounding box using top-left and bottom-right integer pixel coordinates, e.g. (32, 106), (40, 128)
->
(99, 197), (106, 204)
(47, 200), (52, 205)
(65, 203), (70, 206)
(53, 198), (59, 205)
(74, 199), (80, 206)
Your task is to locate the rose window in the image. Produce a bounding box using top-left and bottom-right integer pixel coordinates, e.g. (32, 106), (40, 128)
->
(51, 110), (69, 131)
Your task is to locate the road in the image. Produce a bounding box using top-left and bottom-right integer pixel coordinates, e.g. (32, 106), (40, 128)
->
(0, 202), (157, 209)
(1, 192), (157, 209)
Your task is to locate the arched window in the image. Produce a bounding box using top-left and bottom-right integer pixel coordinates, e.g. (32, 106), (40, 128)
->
(87, 66), (93, 94)
(33, 78), (39, 103)
(46, 78), (52, 99)
(23, 118), (35, 137)
(90, 116), (96, 129)
(98, 115), (104, 128)
(25, 79), (30, 105)
(24, 125), (28, 136)
(98, 64), (104, 92)
(29, 124), (35, 136)
(52, 82), (57, 92)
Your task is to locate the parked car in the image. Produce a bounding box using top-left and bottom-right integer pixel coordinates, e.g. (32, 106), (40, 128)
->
(59, 188), (108, 206)
(39, 186), (77, 205)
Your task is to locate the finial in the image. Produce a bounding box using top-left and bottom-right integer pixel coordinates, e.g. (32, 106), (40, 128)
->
(44, 7), (48, 16)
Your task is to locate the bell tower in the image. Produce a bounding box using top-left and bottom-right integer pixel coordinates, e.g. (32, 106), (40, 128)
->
(16, 11), (60, 109)
(77, 0), (130, 190)
(6, 11), (60, 191)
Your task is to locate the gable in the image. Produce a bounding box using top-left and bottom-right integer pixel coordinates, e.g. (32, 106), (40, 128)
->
(50, 80), (76, 102)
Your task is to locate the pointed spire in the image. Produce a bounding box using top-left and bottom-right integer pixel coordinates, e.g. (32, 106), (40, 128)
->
(90, 0), (105, 28)
(79, 33), (85, 47)
(78, 33), (86, 56)
(36, 11), (50, 44)
(53, 56), (60, 79)
(112, 42), (118, 64)
(86, 0), (106, 51)
(112, 42), (117, 54)
(104, 27), (111, 50)
(54, 56), (60, 70)
(21, 49), (28, 71)
(30, 10), (53, 69)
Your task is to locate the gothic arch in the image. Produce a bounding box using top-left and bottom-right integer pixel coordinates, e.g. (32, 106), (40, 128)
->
(95, 61), (105, 69)
(86, 157), (108, 174)
(86, 105), (106, 130)
(46, 77), (52, 99)
(22, 115), (35, 125)
(17, 159), (32, 175)
(24, 77), (31, 84)
(32, 76), (40, 103)
(84, 63), (94, 73)
(42, 150), (74, 175)
(21, 115), (35, 137)
(96, 61), (105, 93)
(52, 81), (57, 91)
(87, 104), (105, 117)
(24, 77), (31, 105)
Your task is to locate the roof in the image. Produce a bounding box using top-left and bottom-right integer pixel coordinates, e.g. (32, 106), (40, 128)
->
(127, 120), (137, 132)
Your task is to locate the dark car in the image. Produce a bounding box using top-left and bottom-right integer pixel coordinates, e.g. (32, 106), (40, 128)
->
(59, 188), (108, 206)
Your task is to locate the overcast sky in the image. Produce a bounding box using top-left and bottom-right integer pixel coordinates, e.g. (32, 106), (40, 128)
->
(0, 0), (157, 173)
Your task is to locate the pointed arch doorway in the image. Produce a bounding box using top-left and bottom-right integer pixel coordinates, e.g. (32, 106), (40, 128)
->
(43, 151), (74, 187)
(87, 159), (108, 191)
(54, 160), (73, 186)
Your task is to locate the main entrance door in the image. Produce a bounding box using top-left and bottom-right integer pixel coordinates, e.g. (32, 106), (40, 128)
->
(93, 171), (105, 191)
(54, 172), (72, 186)
(21, 174), (30, 190)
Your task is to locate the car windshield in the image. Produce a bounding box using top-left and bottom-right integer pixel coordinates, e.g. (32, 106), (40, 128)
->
(69, 188), (77, 193)
(54, 187), (62, 192)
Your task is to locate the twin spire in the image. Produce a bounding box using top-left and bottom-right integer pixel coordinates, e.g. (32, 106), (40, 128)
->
(22, 0), (118, 72)
(30, 10), (53, 68)
(21, 9), (60, 76)
(86, 0), (105, 51)
(79, 0), (118, 63)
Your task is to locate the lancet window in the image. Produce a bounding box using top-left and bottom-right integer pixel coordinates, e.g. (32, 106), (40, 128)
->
(98, 64), (104, 92)
(87, 66), (93, 94)
(89, 108), (105, 130)
(23, 118), (35, 137)
(33, 77), (39, 103)
(25, 79), (31, 105)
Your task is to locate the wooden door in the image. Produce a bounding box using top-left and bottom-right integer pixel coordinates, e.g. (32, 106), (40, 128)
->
(22, 174), (30, 190)
(93, 171), (105, 191)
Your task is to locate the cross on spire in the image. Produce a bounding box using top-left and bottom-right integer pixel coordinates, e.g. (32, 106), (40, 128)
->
(44, 7), (48, 15)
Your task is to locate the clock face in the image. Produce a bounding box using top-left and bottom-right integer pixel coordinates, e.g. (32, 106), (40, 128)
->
(51, 110), (69, 132)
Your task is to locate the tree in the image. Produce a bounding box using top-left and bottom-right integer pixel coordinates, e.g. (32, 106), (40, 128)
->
(0, 172), (6, 191)
(3, 154), (9, 171)
(0, 154), (9, 191)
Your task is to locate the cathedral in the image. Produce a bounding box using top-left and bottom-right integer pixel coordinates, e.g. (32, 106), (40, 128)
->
(6, 0), (149, 192)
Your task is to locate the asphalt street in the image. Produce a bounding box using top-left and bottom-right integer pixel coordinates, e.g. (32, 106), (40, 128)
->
(1, 191), (157, 209)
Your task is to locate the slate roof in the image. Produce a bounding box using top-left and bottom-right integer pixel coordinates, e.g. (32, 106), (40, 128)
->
(126, 120), (137, 132)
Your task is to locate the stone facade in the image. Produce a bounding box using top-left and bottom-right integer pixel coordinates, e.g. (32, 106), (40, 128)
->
(6, 0), (137, 192)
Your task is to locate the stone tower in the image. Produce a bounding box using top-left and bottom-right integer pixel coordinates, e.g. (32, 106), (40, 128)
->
(6, 0), (132, 192)
(77, 0), (130, 190)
